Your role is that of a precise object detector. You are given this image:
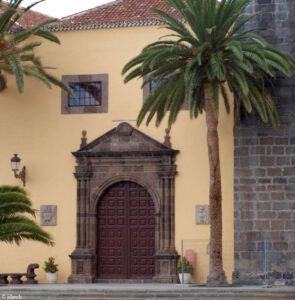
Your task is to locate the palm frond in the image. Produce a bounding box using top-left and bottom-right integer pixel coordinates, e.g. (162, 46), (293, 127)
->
(0, 216), (54, 246)
(0, 0), (68, 93)
(9, 56), (24, 92)
(122, 0), (295, 128)
(0, 185), (54, 246)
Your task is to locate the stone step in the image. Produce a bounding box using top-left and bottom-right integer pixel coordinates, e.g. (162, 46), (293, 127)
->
(0, 285), (295, 300)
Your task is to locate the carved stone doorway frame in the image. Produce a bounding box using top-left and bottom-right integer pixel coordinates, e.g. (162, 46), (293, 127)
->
(68, 123), (178, 283)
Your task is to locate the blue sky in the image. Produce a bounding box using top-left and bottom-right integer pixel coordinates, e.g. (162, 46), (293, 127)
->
(22, 0), (113, 18)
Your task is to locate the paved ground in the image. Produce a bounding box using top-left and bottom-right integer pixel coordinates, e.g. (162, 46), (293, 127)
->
(0, 284), (294, 300)
(0, 283), (294, 290)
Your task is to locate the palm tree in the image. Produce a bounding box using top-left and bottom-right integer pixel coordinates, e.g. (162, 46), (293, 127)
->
(0, 0), (70, 93)
(0, 185), (54, 246)
(122, 0), (295, 286)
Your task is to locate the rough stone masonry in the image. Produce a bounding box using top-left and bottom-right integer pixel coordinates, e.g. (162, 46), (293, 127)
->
(234, 0), (295, 284)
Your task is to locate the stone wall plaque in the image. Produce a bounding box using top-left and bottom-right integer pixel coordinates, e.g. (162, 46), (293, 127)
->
(196, 205), (209, 225)
(40, 205), (57, 226)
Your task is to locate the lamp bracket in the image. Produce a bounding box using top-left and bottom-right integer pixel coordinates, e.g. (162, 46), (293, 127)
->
(14, 166), (26, 187)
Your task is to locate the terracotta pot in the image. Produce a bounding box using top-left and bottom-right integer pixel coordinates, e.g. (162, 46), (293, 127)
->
(178, 273), (191, 284)
(46, 272), (58, 284)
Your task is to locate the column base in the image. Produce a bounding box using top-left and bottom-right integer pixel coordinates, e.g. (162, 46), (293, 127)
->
(68, 249), (96, 284)
(154, 251), (178, 283)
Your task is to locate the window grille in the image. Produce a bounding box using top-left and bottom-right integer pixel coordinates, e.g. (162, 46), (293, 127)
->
(69, 82), (102, 107)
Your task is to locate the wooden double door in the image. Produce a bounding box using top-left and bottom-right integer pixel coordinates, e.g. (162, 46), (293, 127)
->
(97, 181), (155, 279)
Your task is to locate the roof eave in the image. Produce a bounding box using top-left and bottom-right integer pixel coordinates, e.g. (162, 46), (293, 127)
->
(48, 19), (167, 32)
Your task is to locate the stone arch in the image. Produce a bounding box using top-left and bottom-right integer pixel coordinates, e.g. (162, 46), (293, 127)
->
(91, 175), (161, 215)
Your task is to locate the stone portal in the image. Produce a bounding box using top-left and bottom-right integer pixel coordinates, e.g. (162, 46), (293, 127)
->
(68, 123), (178, 283)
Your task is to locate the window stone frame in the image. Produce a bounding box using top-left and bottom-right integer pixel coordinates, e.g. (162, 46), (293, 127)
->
(61, 74), (108, 114)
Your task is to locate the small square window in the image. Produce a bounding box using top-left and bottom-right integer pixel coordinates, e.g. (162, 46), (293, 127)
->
(149, 80), (165, 93)
(61, 74), (108, 114)
(143, 77), (188, 110)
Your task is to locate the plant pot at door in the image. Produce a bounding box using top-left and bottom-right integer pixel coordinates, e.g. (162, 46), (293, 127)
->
(46, 272), (58, 284)
(178, 273), (192, 284)
(177, 256), (193, 284)
(44, 257), (59, 284)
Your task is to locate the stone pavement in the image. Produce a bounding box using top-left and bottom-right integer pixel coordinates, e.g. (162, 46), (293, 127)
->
(0, 284), (295, 300)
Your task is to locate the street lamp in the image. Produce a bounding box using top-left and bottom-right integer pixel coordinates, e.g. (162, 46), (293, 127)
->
(10, 154), (26, 186)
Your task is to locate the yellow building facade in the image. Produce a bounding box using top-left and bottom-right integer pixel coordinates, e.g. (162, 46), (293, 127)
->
(0, 4), (234, 284)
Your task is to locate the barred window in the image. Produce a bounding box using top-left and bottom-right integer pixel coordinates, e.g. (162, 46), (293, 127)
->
(143, 79), (165, 101)
(149, 80), (165, 93)
(69, 82), (102, 107)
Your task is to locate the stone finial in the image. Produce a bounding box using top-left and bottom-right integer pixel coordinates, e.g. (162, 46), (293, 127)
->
(117, 122), (133, 136)
(80, 130), (87, 149)
(164, 128), (172, 148)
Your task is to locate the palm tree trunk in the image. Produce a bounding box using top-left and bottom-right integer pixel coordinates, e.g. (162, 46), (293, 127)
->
(204, 85), (228, 286)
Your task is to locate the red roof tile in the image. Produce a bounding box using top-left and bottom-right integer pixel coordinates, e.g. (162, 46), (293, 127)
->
(0, 1), (53, 29)
(59, 0), (180, 30)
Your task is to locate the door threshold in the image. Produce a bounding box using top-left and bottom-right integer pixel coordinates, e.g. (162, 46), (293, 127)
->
(94, 279), (155, 284)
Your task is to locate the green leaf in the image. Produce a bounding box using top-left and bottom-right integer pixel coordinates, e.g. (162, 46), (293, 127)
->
(229, 67), (249, 97)
(9, 57), (24, 93)
(210, 53), (225, 81)
(34, 30), (61, 44)
(227, 40), (243, 61)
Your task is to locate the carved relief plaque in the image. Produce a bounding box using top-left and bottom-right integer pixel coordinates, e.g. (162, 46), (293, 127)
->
(196, 205), (209, 225)
(40, 205), (57, 226)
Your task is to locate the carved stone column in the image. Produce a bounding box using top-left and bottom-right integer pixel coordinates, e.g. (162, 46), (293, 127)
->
(68, 162), (95, 283)
(154, 158), (178, 283)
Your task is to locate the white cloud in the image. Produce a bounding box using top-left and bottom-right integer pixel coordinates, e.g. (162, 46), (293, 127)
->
(21, 0), (113, 18)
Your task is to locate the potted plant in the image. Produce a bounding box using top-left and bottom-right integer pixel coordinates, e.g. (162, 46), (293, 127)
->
(44, 257), (58, 284)
(178, 256), (193, 284)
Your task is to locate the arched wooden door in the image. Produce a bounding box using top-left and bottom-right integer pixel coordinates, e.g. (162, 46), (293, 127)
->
(97, 181), (155, 279)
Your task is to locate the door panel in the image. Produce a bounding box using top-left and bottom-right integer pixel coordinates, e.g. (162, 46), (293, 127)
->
(97, 181), (155, 279)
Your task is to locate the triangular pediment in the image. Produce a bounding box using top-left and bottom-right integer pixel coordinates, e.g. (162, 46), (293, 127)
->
(74, 123), (176, 155)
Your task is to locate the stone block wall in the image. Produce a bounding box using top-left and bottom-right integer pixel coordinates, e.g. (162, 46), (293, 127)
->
(234, 0), (295, 283)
